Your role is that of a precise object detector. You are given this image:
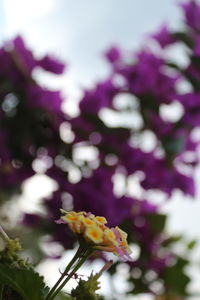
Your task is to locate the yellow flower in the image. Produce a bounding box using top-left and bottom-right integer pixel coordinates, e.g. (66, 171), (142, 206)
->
(61, 212), (84, 234)
(115, 227), (128, 245)
(80, 216), (96, 227)
(61, 211), (78, 223)
(85, 226), (103, 244)
(95, 216), (107, 225)
(59, 210), (132, 261)
(115, 227), (132, 255)
(103, 229), (118, 246)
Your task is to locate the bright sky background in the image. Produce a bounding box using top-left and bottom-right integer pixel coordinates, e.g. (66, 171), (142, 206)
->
(2, 0), (200, 299)
(3, 0), (181, 89)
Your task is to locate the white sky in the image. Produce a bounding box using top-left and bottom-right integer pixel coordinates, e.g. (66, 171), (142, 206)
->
(2, 0), (200, 298)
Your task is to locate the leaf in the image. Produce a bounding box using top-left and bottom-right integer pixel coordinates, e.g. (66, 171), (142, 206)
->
(0, 263), (49, 300)
(187, 240), (197, 250)
(162, 235), (182, 247)
(162, 257), (190, 295)
(162, 136), (185, 158)
(191, 55), (200, 71)
(146, 213), (167, 233)
(166, 62), (181, 71)
(172, 32), (194, 48)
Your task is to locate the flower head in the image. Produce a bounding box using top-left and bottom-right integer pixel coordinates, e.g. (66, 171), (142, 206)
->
(151, 24), (175, 48)
(180, 0), (200, 31)
(59, 210), (132, 261)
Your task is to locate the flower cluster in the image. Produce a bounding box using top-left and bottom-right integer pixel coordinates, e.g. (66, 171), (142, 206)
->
(59, 210), (132, 261)
(0, 36), (66, 195)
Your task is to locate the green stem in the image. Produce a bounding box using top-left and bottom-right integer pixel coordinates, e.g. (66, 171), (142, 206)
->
(45, 246), (85, 300)
(0, 224), (9, 243)
(49, 248), (93, 300)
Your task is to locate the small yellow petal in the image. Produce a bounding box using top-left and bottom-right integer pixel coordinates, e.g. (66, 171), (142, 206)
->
(80, 216), (95, 227)
(103, 229), (118, 246)
(62, 213), (78, 223)
(95, 216), (107, 224)
(85, 226), (103, 244)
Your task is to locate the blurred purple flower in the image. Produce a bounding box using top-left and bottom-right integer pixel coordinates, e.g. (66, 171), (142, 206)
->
(148, 113), (174, 138)
(105, 46), (121, 64)
(79, 79), (118, 113)
(141, 161), (195, 197)
(185, 63), (200, 81)
(151, 24), (175, 48)
(38, 55), (65, 74)
(68, 168), (131, 226)
(26, 85), (63, 115)
(119, 50), (178, 103)
(178, 93), (200, 126)
(12, 36), (38, 73)
(180, 0), (200, 31)
(193, 35), (200, 56)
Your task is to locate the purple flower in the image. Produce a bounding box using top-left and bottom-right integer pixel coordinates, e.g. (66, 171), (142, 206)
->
(71, 168), (120, 226)
(177, 93), (200, 126)
(105, 46), (121, 64)
(38, 55), (65, 74)
(180, 0), (200, 31)
(6, 36), (66, 77)
(12, 36), (38, 73)
(151, 24), (175, 48)
(119, 50), (178, 103)
(120, 144), (151, 174)
(141, 160), (195, 197)
(185, 63), (200, 80)
(26, 85), (63, 114)
(64, 168), (133, 226)
(194, 35), (200, 56)
(148, 113), (174, 138)
(79, 79), (118, 113)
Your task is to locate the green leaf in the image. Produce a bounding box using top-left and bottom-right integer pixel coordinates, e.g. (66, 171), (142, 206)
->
(146, 213), (167, 233)
(162, 235), (182, 247)
(162, 257), (190, 295)
(162, 136), (185, 158)
(0, 263), (49, 300)
(166, 62), (181, 71)
(172, 32), (194, 48)
(187, 240), (197, 250)
(191, 55), (200, 71)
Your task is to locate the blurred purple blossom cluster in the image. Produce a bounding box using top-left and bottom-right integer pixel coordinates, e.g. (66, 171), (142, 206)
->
(1, 0), (200, 297)
(0, 36), (66, 190)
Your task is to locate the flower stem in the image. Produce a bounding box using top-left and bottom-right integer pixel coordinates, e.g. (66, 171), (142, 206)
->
(45, 246), (86, 300)
(48, 248), (93, 300)
(0, 224), (9, 243)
